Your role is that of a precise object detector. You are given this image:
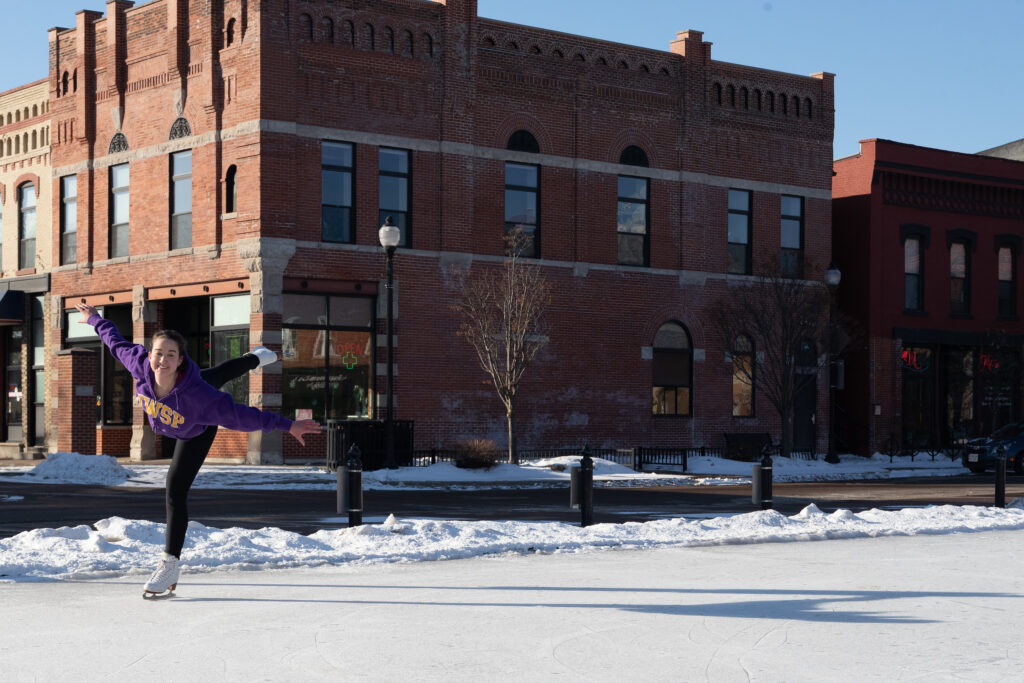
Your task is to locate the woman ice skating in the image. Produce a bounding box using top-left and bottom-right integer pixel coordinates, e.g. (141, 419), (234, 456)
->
(75, 303), (321, 598)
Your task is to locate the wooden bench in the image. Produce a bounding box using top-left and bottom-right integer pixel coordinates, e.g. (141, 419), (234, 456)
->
(723, 432), (772, 462)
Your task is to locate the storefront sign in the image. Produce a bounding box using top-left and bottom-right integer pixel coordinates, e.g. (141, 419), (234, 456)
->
(900, 348), (931, 372)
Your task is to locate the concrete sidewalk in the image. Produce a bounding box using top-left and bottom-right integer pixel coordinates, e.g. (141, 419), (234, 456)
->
(3, 530), (1022, 681)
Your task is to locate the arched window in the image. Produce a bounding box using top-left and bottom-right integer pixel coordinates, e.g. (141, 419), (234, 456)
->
(619, 145), (649, 168)
(321, 16), (334, 44)
(108, 132), (129, 154)
(552, 49), (563, 59)
(506, 129), (539, 153)
(597, 56), (608, 66)
(61, 72), (69, 96)
(365, 23), (375, 50)
(755, 89), (762, 111)
(618, 60), (629, 69)
(804, 98), (813, 120)
(714, 82), (722, 105)
(23, 107), (29, 120)
(792, 95), (800, 118)
(384, 26), (395, 53)
(72, 70), (77, 93)
(766, 91), (775, 113)
(740, 86), (749, 109)
(18, 182), (37, 270)
(226, 18), (236, 46)
(482, 36), (496, 47)
(32, 105), (38, 117)
(169, 117), (191, 140)
(299, 14), (312, 40)
(14, 136), (19, 154)
(732, 334), (754, 417)
(14, 109), (20, 123)
(727, 84), (735, 107)
(403, 29), (414, 56)
(423, 33), (434, 57)
(225, 165), (237, 213)
(31, 130), (37, 149)
(652, 322), (692, 415)
(780, 94), (788, 116)
(343, 20), (355, 46)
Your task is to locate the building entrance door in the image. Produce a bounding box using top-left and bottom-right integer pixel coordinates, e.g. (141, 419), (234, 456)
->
(793, 377), (816, 451)
(4, 327), (23, 442)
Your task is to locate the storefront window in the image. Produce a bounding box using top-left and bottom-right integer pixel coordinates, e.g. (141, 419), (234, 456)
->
(211, 294), (250, 404)
(944, 349), (974, 438)
(282, 294), (373, 422)
(901, 346), (935, 449)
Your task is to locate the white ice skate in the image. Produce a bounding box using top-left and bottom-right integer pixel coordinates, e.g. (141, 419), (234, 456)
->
(249, 346), (278, 375)
(142, 552), (179, 598)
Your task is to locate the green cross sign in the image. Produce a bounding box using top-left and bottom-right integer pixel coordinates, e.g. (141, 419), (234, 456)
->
(341, 352), (358, 369)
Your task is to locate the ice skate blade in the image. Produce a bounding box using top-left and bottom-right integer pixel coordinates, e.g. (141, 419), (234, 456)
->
(142, 586), (177, 600)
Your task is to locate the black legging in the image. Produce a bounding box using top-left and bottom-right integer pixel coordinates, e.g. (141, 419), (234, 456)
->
(164, 353), (259, 557)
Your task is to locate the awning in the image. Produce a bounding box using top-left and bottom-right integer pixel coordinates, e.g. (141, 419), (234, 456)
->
(0, 290), (25, 326)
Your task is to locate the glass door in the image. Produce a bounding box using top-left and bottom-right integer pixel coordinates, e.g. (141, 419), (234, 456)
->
(5, 328), (23, 442)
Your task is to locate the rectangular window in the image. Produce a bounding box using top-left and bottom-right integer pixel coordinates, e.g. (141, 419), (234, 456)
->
(61, 174), (77, 264)
(998, 246), (1016, 318)
(617, 176), (648, 266)
(727, 189), (751, 275)
(110, 163), (130, 258)
(281, 293), (374, 422)
(950, 241), (970, 315)
(904, 237), (922, 311)
(211, 294), (251, 405)
(65, 305), (133, 425)
(322, 141), (354, 243)
(170, 150), (192, 250)
(780, 195), (803, 278)
(32, 296), (45, 443)
(378, 148), (410, 247)
(18, 183), (36, 270)
(505, 162), (539, 258)
(652, 351), (692, 416)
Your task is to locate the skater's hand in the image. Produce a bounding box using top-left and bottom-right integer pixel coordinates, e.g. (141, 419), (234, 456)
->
(75, 302), (99, 324)
(289, 419), (322, 446)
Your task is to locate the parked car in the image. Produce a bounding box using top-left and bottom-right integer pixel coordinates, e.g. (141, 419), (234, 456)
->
(962, 422), (1024, 474)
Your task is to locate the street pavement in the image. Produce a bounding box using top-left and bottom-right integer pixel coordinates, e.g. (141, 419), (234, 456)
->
(2, 473), (1022, 538)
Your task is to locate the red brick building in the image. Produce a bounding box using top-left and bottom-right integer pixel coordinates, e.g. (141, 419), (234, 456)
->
(833, 139), (1024, 456)
(38, 0), (834, 463)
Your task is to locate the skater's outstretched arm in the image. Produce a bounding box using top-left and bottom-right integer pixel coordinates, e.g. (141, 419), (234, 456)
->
(75, 302), (150, 377)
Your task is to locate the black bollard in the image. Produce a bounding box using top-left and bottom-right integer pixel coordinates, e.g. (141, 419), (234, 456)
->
(579, 446), (594, 527)
(338, 444), (364, 526)
(751, 446), (773, 510)
(995, 448), (1006, 509)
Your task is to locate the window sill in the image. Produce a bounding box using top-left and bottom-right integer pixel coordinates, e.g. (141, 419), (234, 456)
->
(903, 309), (928, 317)
(221, 212), (238, 220)
(652, 413), (692, 418)
(15, 267), (36, 276)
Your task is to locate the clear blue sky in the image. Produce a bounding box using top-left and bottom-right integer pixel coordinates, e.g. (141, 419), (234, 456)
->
(3, 0), (1021, 159)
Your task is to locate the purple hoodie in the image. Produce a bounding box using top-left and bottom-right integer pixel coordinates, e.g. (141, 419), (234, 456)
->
(89, 314), (292, 440)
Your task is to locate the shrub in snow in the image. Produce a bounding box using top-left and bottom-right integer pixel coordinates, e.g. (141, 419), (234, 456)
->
(453, 439), (499, 470)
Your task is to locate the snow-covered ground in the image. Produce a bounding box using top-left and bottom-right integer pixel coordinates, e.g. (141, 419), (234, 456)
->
(2, 452), (1022, 680)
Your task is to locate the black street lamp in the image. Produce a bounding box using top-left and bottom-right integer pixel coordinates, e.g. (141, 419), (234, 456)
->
(379, 216), (400, 469)
(824, 262), (842, 464)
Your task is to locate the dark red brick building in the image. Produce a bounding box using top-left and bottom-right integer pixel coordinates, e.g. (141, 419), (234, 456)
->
(41, 0), (835, 463)
(833, 139), (1024, 456)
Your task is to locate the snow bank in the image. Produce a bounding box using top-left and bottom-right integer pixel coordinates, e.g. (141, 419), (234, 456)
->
(25, 452), (130, 486)
(3, 504), (1023, 582)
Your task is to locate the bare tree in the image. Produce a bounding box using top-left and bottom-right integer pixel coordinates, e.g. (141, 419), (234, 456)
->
(452, 229), (551, 464)
(711, 262), (832, 459)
